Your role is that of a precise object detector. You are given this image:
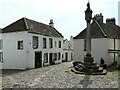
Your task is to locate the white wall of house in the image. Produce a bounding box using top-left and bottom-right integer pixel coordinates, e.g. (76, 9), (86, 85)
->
(70, 36), (74, 50)
(63, 39), (74, 62)
(27, 33), (63, 67)
(74, 39), (85, 62)
(63, 50), (73, 61)
(91, 38), (110, 65)
(2, 31), (28, 69)
(2, 31), (63, 69)
(74, 38), (113, 65)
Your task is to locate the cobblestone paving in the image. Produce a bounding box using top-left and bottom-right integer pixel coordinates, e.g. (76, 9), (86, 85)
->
(1, 61), (120, 88)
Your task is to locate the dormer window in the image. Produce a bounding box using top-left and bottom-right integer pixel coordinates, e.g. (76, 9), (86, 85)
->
(33, 36), (38, 49)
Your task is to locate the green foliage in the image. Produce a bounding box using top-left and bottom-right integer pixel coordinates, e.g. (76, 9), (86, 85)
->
(91, 63), (98, 70)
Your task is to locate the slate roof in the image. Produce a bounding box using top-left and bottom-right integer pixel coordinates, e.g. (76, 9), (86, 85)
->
(74, 20), (120, 39)
(2, 17), (63, 37)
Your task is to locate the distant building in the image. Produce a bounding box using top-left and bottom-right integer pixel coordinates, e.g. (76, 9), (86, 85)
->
(62, 36), (74, 62)
(118, 1), (120, 26)
(74, 13), (120, 65)
(1, 18), (64, 69)
(0, 28), (3, 69)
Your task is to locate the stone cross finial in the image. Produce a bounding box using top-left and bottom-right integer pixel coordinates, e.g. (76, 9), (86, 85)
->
(87, 1), (90, 10)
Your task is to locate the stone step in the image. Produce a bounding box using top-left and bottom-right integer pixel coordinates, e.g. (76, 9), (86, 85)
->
(71, 68), (107, 75)
(97, 67), (103, 72)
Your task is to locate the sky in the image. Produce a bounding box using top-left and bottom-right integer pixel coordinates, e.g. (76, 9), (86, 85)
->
(0, 0), (119, 40)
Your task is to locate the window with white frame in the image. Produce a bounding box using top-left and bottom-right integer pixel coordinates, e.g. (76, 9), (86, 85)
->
(43, 38), (47, 49)
(49, 38), (53, 48)
(44, 53), (48, 63)
(0, 52), (3, 63)
(33, 36), (38, 49)
(17, 41), (23, 50)
(0, 40), (3, 50)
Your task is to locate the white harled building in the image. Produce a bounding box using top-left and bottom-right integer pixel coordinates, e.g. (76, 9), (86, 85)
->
(1, 18), (64, 69)
(62, 36), (74, 62)
(74, 13), (120, 65)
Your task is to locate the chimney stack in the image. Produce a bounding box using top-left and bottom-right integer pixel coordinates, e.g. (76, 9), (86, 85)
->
(49, 19), (54, 28)
(93, 13), (103, 22)
(106, 18), (116, 25)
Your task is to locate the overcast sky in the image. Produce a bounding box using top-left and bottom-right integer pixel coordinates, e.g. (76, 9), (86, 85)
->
(0, 0), (119, 39)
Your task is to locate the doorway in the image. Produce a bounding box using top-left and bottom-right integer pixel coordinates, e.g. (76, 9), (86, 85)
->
(35, 51), (42, 68)
(49, 53), (54, 65)
(65, 53), (68, 61)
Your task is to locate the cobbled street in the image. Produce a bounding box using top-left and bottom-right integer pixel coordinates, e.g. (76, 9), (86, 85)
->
(2, 61), (120, 88)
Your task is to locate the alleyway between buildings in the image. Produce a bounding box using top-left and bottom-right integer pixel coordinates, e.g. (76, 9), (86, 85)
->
(1, 61), (120, 88)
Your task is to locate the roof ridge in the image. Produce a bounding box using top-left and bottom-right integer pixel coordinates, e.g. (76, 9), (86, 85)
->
(23, 17), (29, 30)
(94, 20), (107, 37)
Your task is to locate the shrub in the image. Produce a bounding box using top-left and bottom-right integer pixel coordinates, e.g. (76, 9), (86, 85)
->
(100, 58), (104, 64)
(91, 64), (98, 70)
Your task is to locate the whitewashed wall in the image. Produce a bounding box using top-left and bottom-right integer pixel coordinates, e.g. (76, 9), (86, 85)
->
(63, 51), (73, 61)
(2, 31), (63, 69)
(27, 33), (63, 67)
(2, 31), (28, 69)
(74, 39), (85, 62)
(63, 39), (74, 61)
(74, 38), (111, 65)
(70, 36), (74, 50)
(91, 38), (110, 65)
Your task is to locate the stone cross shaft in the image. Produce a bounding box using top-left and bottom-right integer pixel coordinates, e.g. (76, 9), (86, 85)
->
(86, 22), (91, 55)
